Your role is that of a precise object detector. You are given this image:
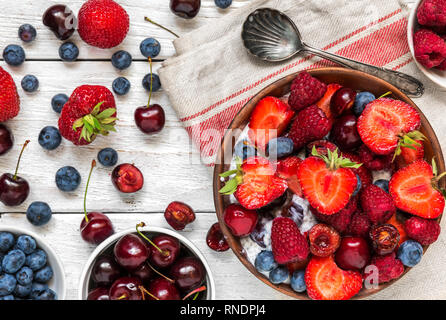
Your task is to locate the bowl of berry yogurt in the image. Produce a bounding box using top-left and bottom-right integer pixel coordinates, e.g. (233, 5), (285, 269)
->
(213, 67), (445, 300)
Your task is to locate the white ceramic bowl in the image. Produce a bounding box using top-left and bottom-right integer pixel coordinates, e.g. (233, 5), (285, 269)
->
(407, 0), (446, 87)
(78, 226), (216, 300)
(0, 225), (66, 300)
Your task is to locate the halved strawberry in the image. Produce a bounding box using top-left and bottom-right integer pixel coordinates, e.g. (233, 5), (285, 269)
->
(357, 98), (421, 155)
(277, 156), (303, 196)
(315, 83), (342, 121)
(298, 148), (360, 215)
(219, 156), (288, 210)
(389, 160), (445, 219)
(248, 96), (294, 150)
(305, 255), (363, 300)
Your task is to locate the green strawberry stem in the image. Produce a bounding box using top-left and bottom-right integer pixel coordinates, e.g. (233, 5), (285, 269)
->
(182, 286), (206, 300)
(139, 286), (159, 300)
(144, 17), (179, 38)
(219, 157), (243, 195)
(147, 57), (153, 108)
(13, 140), (30, 180)
(136, 222), (169, 256)
(311, 146), (362, 170)
(147, 262), (174, 283)
(83, 159), (96, 223)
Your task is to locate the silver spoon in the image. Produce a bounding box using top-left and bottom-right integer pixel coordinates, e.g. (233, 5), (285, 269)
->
(242, 8), (424, 97)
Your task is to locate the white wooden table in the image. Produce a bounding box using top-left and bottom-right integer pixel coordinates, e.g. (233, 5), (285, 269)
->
(3, 0), (444, 300)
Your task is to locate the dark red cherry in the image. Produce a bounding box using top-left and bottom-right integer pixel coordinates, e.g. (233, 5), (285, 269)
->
(80, 212), (114, 244)
(111, 163), (144, 193)
(330, 87), (356, 116)
(169, 256), (205, 291)
(132, 262), (153, 284)
(335, 236), (371, 271)
(148, 277), (180, 300)
(134, 105), (165, 135)
(42, 4), (77, 40)
(170, 0), (201, 19)
(206, 223), (229, 252)
(0, 124), (13, 156)
(331, 115), (362, 151)
(224, 204), (258, 236)
(114, 234), (149, 271)
(148, 235), (180, 269)
(91, 256), (122, 286)
(87, 287), (110, 300)
(109, 277), (143, 300)
(164, 201), (196, 230)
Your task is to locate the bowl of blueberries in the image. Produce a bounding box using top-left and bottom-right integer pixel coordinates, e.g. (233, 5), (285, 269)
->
(0, 226), (66, 300)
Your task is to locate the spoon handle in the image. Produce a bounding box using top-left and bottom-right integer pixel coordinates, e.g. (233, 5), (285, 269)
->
(303, 44), (424, 97)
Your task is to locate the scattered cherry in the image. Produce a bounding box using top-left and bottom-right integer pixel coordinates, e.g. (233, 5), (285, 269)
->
(170, 256), (205, 291)
(369, 224), (400, 255)
(206, 222), (229, 252)
(148, 277), (180, 300)
(330, 87), (357, 116)
(170, 0), (201, 19)
(331, 115), (362, 151)
(0, 140), (30, 206)
(111, 163), (144, 193)
(164, 201), (196, 230)
(80, 160), (114, 244)
(308, 223), (341, 257)
(0, 124), (13, 156)
(87, 287), (110, 300)
(109, 277), (143, 300)
(114, 233), (149, 271)
(91, 255), (122, 286)
(42, 4), (77, 40)
(335, 236), (371, 271)
(224, 204), (258, 236)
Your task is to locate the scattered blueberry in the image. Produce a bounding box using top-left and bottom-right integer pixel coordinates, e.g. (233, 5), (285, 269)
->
(35, 288), (57, 300)
(111, 50), (132, 70)
(0, 294), (14, 300)
(353, 91), (375, 117)
(38, 126), (61, 150)
(140, 38), (161, 58)
(215, 0), (232, 9)
(142, 73), (161, 92)
(374, 179), (389, 193)
(97, 148), (118, 167)
(26, 250), (47, 271)
(18, 24), (37, 42)
(21, 74), (39, 92)
(266, 137), (294, 159)
(29, 282), (48, 299)
(34, 265), (53, 283)
(14, 283), (32, 298)
(269, 266), (289, 284)
(26, 202), (52, 227)
(255, 251), (277, 272)
(55, 166), (81, 192)
(290, 270), (306, 292)
(352, 174), (362, 197)
(16, 266), (33, 285)
(3, 44), (25, 66)
(112, 77), (131, 96)
(0, 232), (15, 252)
(59, 42), (79, 61)
(397, 240), (423, 267)
(0, 274), (16, 296)
(2, 249), (26, 274)
(51, 93), (69, 113)
(16, 235), (36, 255)
(234, 140), (256, 161)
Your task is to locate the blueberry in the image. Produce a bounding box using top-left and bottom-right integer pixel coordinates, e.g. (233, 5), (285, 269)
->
(269, 266), (289, 284)
(352, 174), (362, 197)
(26, 250), (47, 271)
(35, 288), (57, 300)
(14, 283), (32, 298)
(0, 294), (14, 300)
(266, 137), (294, 159)
(16, 235), (36, 255)
(215, 0), (232, 8)
(55, 166), (81, 192)
(374, 179), (389, 193)
(51, 93), (68, 113)
(111, 50), (132, 70)
(18, 24), (37, 42)
(34, 265), (53, 283)
(142, 73), (161, 92)
(38, 126), (61, 151)
(59, 42), (79, 61)
(140, 38), (161, 58)
(290, 270), (306, 292)
(353, 92), (375, 117)
(0, 232), (15, 252)
(397, 240), (423, 267)
(26, 202), (52, 227)
(16, 266), (33, 285)
(3, 44), (25, 66)
(255, 250), (277, 272)
(97, 148), (118, 167)
(0, 274), (16, 296)
(234, 140), (256, 161)
(112, 77), (131, 96)
(21, 74), (39, 93)
(2, 249), (26, 274)
(29, 282), (48, 299)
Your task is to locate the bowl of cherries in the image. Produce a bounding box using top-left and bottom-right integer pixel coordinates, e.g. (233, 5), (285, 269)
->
(79, 223), (215, 300)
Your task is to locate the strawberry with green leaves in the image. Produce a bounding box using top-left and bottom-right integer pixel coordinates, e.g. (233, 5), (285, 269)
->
(298, 147), (361, 215)
(58, 85), (117, 145)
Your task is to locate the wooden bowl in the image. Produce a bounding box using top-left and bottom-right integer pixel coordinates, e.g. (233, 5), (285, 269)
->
(213, 67), (445, 299)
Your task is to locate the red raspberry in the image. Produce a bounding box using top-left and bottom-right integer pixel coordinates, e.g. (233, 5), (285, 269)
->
(287, 105), (331, 150)
(358, 145), (392, 171)
(311, 197), (358, 234)
(413, 29), (446, 68)
(347, 211), (371, 238)
(271, 217), (309, 264)
(417, 0), (446, 27)
(404, 216), (441, 245)
(288, 72), (327, 111)
(360, 185), (396, 224)
(342, 152), (373, 191)
(365, 252), (404, 284)
(438, 34), (446, 69)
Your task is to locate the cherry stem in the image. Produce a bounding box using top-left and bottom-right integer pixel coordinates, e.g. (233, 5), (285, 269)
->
(83, 160), (97, 223)
(136, 222), (169, 256)
(144, 17), (179, 38)
(147, 262), (175, 283)
(182, 286), (206, 300)
(147, 57), (153, 108)
(139, 286), (159, 300)
(117, 294), (127, 300)
(13, 140), (30, 180)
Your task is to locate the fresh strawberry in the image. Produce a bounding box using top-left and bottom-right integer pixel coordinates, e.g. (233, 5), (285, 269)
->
(404, 216), (441, 245)
(360, 184), (396, 224)
(0, 66), (20, 122)
(58, 85), (117, 145)
(399, 139), (425, 166)
(389, 160), (445, 219)
(78, 0), (129, 49)
(357, 98), (421, 155)
(288, 71), (327, 111)
(315, 83), (342, 120)
(219, 157), (288, 210)
(387, 213), (408, 246)
(271, 217), (309, 264)
(276, 156), (303, 196)
(247, 96), (294, 150)
(298, 148), (360, 215)
(305, 255), (362, 300)
(287, 105), (332, 150)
